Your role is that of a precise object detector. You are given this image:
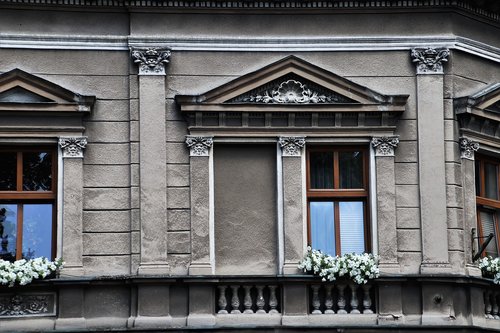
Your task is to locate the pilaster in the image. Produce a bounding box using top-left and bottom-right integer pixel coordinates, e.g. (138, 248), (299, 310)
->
(59, 136), (87, 275)
(279, 136), (306, 274)
(186, 136), (214, 275)
(372, 136), (400, 273)
(411, 47), (452, 273)
(132, 47), (171, 275)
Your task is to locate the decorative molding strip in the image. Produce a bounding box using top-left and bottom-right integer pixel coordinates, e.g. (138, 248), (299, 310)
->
(411, 47), (450, 74)
(131, 48), (171, 75)
(241, 79), (352, 104)
(371, 136), (399, 157)
(459, 137), (479, 160)
(279, 136), (306, 157)
(186, 136), (213, 156)
(0, 294), (56, 317)
(58, 136), (87, 158)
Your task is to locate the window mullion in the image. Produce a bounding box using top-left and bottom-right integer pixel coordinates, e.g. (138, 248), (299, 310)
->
(333, 151), (339, 189)
(16, 152), (23, 192)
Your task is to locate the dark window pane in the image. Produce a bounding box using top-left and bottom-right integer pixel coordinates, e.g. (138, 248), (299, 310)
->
(0, 153), (16, 191)
(22, 204), (52, 259)
(484, 163), (498, 200)
(479, 210), (499, 257)
(0, 204), (17, 261)
(339, 201), (365, 254)
(310, 152), (333, 189)
(339, 151), (363, 189)
(310, 201), (335, 256)
(23, 152), (52, 191)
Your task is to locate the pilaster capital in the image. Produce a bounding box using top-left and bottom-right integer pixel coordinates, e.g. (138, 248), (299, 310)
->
(279, 136), (305, 157)
(371, 136), (399, 157)
(131, 47), (171, 75)
(58, 136), (87, 158)
(411, 47), (449, 74)
(186, 136), (213, 157)
(459, 137), (479, 160)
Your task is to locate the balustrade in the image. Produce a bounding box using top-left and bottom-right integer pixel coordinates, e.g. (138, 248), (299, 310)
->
(217, 284), (280, 314)
(309, 282), (375, 314)
(484, 288), (500, 320)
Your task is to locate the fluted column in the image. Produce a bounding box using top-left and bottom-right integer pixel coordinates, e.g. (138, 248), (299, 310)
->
(372, 136), (400, 273)
(59, 137), (87, 275)
(186, 136), (214, 275)
(279, 136), (306, 274)
(411, 47), (452, 273)
(132, 47), (171, 275)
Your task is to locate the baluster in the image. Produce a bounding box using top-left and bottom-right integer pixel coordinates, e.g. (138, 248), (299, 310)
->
(243, 285), (253, 314)
(362, 284), (373, 314)
(269, 285), (279, 314)
(349, 283), (360, 314)
(324, 285), (335, 314)
(311, 285), (322, 314)
(256, 285), (266, 313)
(337, 283), (347, 314)
(230, 285), (241, 314)
(492, 291), (499, 320)
(217, 285), (228, 314)
(485, 290), (493, 319)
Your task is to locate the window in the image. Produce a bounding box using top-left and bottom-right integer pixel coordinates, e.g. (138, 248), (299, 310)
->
(475, 155), (500, 257)
(307, 147), (370, 256)
(0, 147), (56, 261)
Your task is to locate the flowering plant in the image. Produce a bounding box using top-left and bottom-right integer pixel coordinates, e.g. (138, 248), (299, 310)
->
(298, 247), (379, 284)
(0, 257), (64, 287)
(478, 256), (500, 284)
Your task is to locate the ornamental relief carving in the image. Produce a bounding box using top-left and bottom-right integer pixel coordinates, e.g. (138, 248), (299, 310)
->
(279, 136), (306, 157)
(59, 137), (87, 158)
(459, 137), (479, 160)
(411, 47), (449, 74)
(371, 136), (399, 156)
(186, 136), (213, 156)
(0, 294), (54, 317)
(131, 48), (171, 75)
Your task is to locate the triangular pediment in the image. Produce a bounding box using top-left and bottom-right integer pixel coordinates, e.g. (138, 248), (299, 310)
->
(177, 56), (408, 113)
(0, 68), (95, 113)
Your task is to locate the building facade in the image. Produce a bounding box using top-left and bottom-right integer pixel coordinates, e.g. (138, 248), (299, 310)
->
(0, 0), (499, 331)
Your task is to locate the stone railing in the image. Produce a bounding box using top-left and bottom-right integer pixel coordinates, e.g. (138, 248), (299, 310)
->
(309, 282), (374, 315)
(484, 285), (500, 320)
(216, 284), (280, 314)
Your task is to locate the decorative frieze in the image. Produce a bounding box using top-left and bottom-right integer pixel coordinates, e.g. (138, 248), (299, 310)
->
(371, 136), (399, 157)
(131, 48), (171, 75)
(58, 136), (87, 158)
(0, 294), (55, 317)
(459, 137), (479, 160)
(186, 136), (213, 156)
(411, 47), (449, 74)
(279, 136), (306, 157)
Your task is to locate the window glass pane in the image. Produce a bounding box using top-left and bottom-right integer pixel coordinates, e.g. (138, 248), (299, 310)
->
(310, 152), (333, 189)
(22, 204), (52, 259)
(339, 201), (365, 254)
(0, 153), (17, 191)
(339, 151), (363, 189)
(23, 152), (52, 191)
(310, 202), (335, 256)
(0, 204), (17, 261)
(479, 210), (499, 257)
(484, 163), (498, 200)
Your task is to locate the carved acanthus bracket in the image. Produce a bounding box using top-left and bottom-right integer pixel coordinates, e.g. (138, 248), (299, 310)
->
(459, 137), (479, 160)
(59, 137), (87, 158)
(186, 136), (213, 156)
(279, 136), (306, 157)
(371, 136), (399, 157)
(131, 48), (171, 75)
(0, 294), (53, 317)
(411, 47), (449, 74)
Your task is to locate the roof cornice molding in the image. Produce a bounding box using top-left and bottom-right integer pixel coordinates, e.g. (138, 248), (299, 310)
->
(0, 0), (499, 21)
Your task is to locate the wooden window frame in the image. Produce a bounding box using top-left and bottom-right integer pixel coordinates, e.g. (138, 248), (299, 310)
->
(0, 146), (57, 260)
(306, 146), (371, 255)
(475, 154), (500, 257)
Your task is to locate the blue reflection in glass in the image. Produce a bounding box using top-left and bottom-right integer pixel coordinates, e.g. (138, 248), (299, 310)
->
(0, 204), (17, 261)
(22, 204), (52, 259)
(339, 201), (365, 254)
(310, 202), (335, 256)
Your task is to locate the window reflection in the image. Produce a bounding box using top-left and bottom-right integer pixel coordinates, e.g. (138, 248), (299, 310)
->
(0, 205), (17, 261)
(339, 151), (363, 189)
(0, 153), (16, 191)
(310, 202), (335, 256)
(23, 152), (52, 191)
(22, 204), (52, 259)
